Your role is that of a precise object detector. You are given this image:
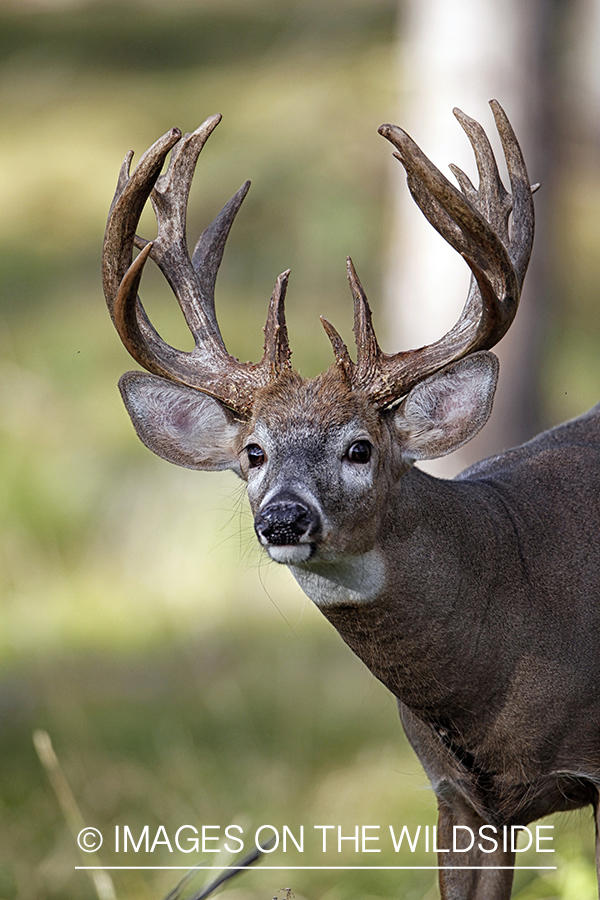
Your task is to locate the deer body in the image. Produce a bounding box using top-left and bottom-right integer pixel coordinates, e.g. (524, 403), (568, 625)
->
(321, 407), (600, 818)
(103, 103), (600, 899)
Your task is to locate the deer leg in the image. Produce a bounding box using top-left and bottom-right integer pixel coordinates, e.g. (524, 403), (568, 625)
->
(436, 798), (515, 900)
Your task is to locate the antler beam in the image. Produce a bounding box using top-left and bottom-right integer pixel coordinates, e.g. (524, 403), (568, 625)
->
(321, 100), (535, 407)
(102, 116), (292, 417)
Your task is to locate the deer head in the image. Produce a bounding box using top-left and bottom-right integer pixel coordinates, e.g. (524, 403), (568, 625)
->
(102, 102), (534, 570)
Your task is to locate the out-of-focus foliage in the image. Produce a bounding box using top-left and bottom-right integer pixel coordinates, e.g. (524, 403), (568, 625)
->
(0, 0), (396, 661)
(546, 172), (600, 424)
(0, 1), (599, 899)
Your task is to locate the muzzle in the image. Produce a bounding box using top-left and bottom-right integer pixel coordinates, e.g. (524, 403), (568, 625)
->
(255, 493), (321, 546)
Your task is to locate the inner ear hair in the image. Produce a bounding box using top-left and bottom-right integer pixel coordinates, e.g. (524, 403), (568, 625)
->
(119, 372), (245, 473)
(393, 352), (499, 461)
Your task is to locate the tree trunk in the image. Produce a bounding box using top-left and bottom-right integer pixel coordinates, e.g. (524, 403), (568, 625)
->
(386, 0), (572, 475)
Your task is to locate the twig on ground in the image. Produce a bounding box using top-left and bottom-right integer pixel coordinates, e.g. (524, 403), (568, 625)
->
(33, 730), (117, 900)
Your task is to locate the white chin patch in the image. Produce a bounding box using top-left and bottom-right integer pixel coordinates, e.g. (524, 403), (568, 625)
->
(267, 544), (313, 565)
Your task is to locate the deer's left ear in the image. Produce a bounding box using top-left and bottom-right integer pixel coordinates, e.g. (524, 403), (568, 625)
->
(119, 372), (245, 474)
(391, 351), (499, 460)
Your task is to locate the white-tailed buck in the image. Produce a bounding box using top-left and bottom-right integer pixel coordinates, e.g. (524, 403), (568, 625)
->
(103, 102), (600, 900)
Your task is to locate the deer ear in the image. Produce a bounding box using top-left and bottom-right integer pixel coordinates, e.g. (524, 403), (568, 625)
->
(119, 372), (244, 474)
(392, 352), (499, 460)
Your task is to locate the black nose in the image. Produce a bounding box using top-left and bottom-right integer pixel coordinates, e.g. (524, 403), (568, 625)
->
(255, 497), (320, 545)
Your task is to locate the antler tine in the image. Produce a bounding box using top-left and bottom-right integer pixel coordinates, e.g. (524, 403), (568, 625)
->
(320, 316), (354, 380)
(136, 116), (230, 355)
(346, 257), (384, 390)
(452, 106), (512, 243)
(262, 270), (293, 376)
(320, 259), (382, 388)
(489, 99), (535, 285)
(103, 126), (182, 320)
(191, 180), (252, 341)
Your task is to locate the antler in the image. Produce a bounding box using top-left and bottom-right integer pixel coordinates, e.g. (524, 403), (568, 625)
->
(104, 103), (533, 416)
(321, 100), (535, 407)
(102, 115), (292, 417)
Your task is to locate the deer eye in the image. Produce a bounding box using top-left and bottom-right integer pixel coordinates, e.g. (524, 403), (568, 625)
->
(246, 444), (265, 468)
(346, 440), (372, 463)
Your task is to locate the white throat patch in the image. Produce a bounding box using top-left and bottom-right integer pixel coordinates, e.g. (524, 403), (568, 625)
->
(288, 550), (386, 606)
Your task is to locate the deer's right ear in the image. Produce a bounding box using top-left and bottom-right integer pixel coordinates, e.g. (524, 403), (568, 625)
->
(119, 372), (244, 475)
(390, 352), (499, 461)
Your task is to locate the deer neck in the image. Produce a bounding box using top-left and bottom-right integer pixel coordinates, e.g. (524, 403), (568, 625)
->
(289, 466), (520, 726)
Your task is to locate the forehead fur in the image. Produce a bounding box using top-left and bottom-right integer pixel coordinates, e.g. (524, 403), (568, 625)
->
(250, 367), (384, 434)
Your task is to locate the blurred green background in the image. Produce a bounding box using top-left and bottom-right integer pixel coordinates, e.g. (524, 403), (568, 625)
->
(1, 1), (600, 899)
